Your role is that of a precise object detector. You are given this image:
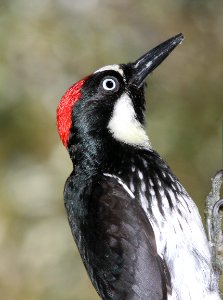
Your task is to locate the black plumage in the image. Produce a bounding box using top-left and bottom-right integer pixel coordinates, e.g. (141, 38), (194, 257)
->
(65, 173), (171, 300)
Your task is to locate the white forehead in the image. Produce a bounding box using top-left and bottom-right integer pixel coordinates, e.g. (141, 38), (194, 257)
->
(94, 64), (124, 77)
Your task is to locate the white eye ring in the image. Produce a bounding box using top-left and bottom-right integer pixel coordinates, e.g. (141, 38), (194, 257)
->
(102, 78), (117, 91)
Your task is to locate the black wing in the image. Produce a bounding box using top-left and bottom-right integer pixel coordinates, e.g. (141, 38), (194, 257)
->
(65, 174), (171, 300)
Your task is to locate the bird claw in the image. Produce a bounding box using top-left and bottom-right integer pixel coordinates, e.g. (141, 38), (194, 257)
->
(205, 170), (223, 289)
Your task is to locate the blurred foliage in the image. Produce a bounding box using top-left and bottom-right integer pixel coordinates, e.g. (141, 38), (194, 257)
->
(0, 0), (222, 299)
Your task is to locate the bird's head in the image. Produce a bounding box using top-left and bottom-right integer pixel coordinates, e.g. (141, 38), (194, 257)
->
(57, 33), (183, 157)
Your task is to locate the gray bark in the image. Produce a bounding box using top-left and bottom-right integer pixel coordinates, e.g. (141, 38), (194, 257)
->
(205, 170), (223, 290)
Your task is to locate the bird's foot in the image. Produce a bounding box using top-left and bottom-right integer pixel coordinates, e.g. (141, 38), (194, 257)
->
(205, 170), (223, 289)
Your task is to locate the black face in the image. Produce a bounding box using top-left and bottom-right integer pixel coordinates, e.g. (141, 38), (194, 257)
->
(81, 69), (125, 106)
(70, 67), (146, 139)
(67, 33), (184, 162)
(79, 67), (145, 115)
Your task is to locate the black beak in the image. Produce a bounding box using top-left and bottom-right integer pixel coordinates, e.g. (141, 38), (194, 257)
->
(129, 33), (184, 88)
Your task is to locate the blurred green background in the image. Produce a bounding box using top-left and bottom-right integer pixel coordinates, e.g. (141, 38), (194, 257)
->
(0, 0), (222, 299)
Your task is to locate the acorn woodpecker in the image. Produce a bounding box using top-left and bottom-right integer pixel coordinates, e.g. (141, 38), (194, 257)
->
(56, 34), (221, 299)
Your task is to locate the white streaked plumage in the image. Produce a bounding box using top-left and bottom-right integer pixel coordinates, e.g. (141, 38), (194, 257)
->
(141, 181), (146, 193)
(149, 178), (154, 187)
(129, 181), (135, 193)
(103, 173), (135, 199)
(103, 172), (220, 299)
(138, 182), (220, 300)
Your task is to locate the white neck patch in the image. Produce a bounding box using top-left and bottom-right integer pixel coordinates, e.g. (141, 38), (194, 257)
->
(108, 93), (150, 148)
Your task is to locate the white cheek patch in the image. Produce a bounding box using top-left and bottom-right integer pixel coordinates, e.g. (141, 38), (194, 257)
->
(94, 64), (124, 77)
(108, 93), (150, 148)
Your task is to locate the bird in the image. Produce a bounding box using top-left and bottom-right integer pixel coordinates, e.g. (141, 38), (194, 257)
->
(56, 33), (221, 300)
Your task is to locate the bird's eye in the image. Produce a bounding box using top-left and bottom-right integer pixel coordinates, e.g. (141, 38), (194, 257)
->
(103, 78), (116, 90)
(100, 76), (120, 93)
